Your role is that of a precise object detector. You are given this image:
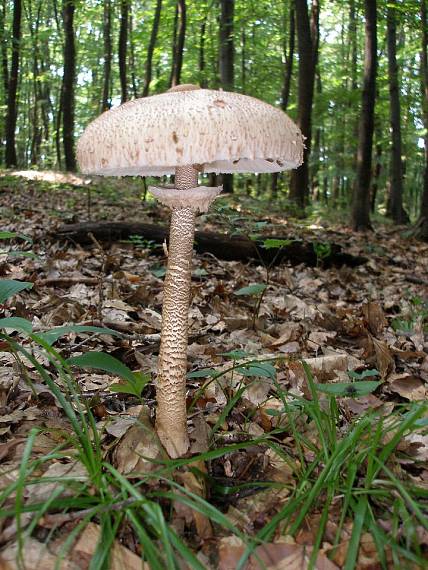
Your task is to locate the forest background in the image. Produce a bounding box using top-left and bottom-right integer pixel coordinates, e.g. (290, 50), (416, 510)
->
(1, 0), (427, 237)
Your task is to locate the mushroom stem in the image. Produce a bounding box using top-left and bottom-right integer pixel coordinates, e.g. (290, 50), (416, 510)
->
(155, 165), (198, 458)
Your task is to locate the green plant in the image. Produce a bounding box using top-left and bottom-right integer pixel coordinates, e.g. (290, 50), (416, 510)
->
(124, 234), (157, 250)
(67, 351), (151, 399)
(0, 231), (37, 260)
(0, 307), (246, 568)
(313, 241), (332, 266)
(391, 294), (428, 333)
(188, 356), (428, 569)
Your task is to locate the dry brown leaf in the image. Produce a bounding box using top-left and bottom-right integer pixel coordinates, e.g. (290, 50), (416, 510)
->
(370, 336), (394, 379)
(218, 537), (339, 570)
(113, 407), (164, 475)
(0, 537), (80, 570)
(362, 301), (387, 336)
(387, 374), (427, 401)
(177, 469), (213, 539)
(72, 522), (146, 569)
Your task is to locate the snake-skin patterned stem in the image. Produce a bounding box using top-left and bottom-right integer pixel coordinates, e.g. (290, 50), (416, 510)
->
(155, 166), (198, 457)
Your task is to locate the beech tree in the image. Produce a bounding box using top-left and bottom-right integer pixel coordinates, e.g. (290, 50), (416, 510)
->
(101, 0), (112, 112)
(219, 0), (234, 193)
(386, 0), (408, 224)
(415, 0), (428, 239)
(169, 0), (185, 88)
(4, 0), (21, 167)
(289, 0), (319, 210)
(118, 0), (128, 104)
(61, 0), (76, 171)
(351, 0), (377, 231)
(142, 0), (162, 97)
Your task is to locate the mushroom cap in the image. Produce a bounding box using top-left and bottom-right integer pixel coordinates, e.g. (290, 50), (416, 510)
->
(77, 89), (304, 176)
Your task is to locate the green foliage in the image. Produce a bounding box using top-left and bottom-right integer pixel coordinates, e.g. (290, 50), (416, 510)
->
(234, 283), (267, 296)
(0, 279), (33, 303)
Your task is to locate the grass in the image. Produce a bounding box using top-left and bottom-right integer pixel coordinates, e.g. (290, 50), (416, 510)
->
(0, 324), (427, 569)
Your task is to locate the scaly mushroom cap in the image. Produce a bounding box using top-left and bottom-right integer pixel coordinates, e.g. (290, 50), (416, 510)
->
(77, 89), (304, 176)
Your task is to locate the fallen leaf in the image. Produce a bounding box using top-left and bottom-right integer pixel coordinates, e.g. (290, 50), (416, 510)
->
(387, 374), (426, 401)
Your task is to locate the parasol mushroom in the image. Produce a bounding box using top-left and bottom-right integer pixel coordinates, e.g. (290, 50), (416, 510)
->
(77, 85), (304, 458)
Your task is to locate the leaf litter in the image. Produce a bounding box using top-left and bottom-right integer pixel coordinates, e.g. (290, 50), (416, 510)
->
(0, 174), (427, 568)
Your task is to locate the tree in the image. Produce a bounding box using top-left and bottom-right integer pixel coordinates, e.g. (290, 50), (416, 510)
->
(414, 0), (428, 239)
(61, 0), (76, 171)
(386, 0), (409, 224)
(169, 0), (186, 88)
(142, 0), (162, 97)
(119, 0), (128, 104)
(351, 0), (377, 231)
(5, 0), (21, 167)
(219, 0), (234, 193)
(219, 0), (234, 91)
(289, 0), (319, 210)
(101, 0), (112, 112)
(272, 4), (295, 198)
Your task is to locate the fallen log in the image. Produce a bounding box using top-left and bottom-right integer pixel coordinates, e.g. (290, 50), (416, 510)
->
(53, 221), (367, 268)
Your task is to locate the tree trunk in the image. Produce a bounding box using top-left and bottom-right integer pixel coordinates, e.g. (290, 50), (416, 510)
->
(370, 139), (382, 212)
(61, 0), (76, 171)
(281, 4), (295, 112)
(0, 0), (8, 104)
(29, 2), (43, 166)
(101, 0), (112, 112)
(413, 0), (428, 239)
(385, 1), (408, 224)
(142, 0), (162, 97)
(289, 0), (319, 210)
(219, 0), (234, 91)
(119, 0), (128, 104)
(5, 0), (21, 167)
(169, 0), (186, 88)
(351, 0), (377, 231)
(219, 0), (235, 194)
(199, 14), (207, 87)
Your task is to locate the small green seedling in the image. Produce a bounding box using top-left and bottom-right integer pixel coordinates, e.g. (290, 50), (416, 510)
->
(313, 241), (332, 266)
(315, 368), (380, 397)
(67, 351), (151, 400)
(234, 283), (267, 329)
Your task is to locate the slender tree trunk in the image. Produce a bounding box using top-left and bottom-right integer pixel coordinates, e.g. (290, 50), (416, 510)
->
(0, 0), (8, 163)
(128, 12), (138, 99)
(142, 0), (162, 97)
(370, 138), (382, 212)
(29, 2), (43, 165)
(119, 0), (128, 104)
(351, 0), (377, 231)
(281, 4), (295, 112)
(61, 0), (76, 171)
(0, 0), (8, 103)
(386, 1), (408, 224)
(101, 0), (112, 111)
(289, 0), (319, 210)
(219, 0), (234, 194)
(272, 4), (295, 197)
(219, 0), (234, 91)
(5, 0), (21, 167)
(169, 0), (186, 88)
(414, 0), (428, 239)
(199, 14), (207, 87)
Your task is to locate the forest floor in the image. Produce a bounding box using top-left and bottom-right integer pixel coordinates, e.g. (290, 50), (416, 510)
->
(0, 171), (427, 570)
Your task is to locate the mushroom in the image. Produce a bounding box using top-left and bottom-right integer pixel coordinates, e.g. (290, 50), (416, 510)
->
(77, 85), (304, 458)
